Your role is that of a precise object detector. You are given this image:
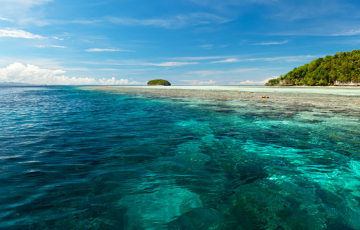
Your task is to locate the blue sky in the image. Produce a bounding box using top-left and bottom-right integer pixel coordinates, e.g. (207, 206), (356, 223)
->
(1, 0), (360, 85)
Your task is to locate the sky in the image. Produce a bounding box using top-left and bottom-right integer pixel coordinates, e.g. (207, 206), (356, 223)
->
(1, 0), (360, 85)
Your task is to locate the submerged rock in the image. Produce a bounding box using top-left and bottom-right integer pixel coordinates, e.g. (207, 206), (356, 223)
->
(119, 185), (202, 229)
(213, 109), (235, 113)
(228, 179), (347, 230)
(168, 208), (224, 230)
(202, 104), (219, 107)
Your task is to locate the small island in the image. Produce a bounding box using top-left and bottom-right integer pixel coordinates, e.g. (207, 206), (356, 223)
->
(147, 79), (171, 86)
(266, 49), (360, 86)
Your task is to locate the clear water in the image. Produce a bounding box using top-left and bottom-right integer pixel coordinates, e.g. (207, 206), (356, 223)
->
(1, 86), (360, 229)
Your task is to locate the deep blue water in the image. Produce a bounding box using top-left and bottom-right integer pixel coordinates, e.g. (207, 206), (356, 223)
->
(1, 86), (360, 229)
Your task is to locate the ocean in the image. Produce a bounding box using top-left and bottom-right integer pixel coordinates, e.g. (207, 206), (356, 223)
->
(1, 86), (360, 229)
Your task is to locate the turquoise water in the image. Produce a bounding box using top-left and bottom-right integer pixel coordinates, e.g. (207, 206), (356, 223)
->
(1, 86), (360, 229)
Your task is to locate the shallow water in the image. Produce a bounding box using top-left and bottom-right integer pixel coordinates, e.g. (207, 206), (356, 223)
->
(1, 86), (360, 229)
(117, 85), (360, 96)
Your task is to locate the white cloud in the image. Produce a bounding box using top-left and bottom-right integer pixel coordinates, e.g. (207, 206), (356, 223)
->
(0, 62), (142, 85)
(332, 29), (360, 36)
(0, 28), (44, 39)
(108, 13), (230, 29)
(230, 77), (278, 85)
(179, 79), (217, 85)
(0, 17), (14, 22)
(86, 48), (134, 52)
(35, 45), (67, 48)
(252, 40), (289, 45)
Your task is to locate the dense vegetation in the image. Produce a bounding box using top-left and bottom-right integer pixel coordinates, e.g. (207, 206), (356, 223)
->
(265, 50), (360, 86)
(147, 79), (171, 86)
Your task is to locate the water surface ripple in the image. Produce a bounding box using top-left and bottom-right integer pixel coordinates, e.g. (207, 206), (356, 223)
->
(1, 86), (360, 229)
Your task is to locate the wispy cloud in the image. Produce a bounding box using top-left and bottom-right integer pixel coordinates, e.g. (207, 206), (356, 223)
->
(16, 18), (101, 27)
(0, 0), (53, 26)
(95, 60), (199, 67)
(211, 55), (319, 63)
(0, 28), (45, 39)
(60, 67), (157, 72)
(170, 55), (234, 61)
(80, 59), (199, 67)
(1, 0), (53, 6)
(147, 62), (198, 67)
(199, 44), (213, 49)
(13, 13), (229, 29)
(0, 17), (14, 22)
(71, 19), (101, 24)
(253, 40), (288, 45)
(86, 48), (134, 52)
(332, 29), (360, 36)
(98, 68), (156, 72)
(62, 67), (92, 71)
(52, 36), (64, 40)
(244, 55), (319, 62)
(190, 0), (276, 11)
(272, 0), (350, 21)
(211, 58), (238, 63)
(108, 13), (230, 29)
(187, 68), (260, 76)
(35, 45), (68, 48)
(179, 79), (217, 85)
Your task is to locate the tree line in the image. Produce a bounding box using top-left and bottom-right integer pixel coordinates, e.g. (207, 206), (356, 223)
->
(266, 50), (360, 86)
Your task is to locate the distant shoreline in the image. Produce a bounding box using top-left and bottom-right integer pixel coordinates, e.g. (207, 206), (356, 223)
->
(2, 84), (360, 88)
(82, 85), (360, 96)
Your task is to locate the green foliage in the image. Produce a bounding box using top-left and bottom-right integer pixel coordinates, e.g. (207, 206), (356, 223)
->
(265, 78), (280, 86)
(266, 49), (360, 86)
(147, 79), (171, 86)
